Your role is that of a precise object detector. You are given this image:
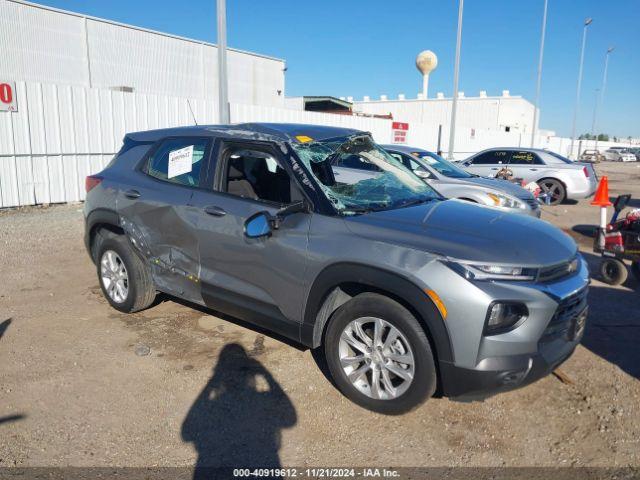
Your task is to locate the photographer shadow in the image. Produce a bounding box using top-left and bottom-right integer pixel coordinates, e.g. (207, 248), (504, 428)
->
(0, 318), (26, 426)
(181, 343), (296, 478)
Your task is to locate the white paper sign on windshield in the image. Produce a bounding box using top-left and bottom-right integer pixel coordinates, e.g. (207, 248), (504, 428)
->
(167, 145), (194, 178)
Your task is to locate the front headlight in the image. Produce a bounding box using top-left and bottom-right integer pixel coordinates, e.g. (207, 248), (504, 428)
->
(447, 261), (539, 281)
(486, 192), (526, 210)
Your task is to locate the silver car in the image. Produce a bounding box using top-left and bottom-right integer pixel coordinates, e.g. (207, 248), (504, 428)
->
(84, 123), (589, 414)
(603, 147), (636, 162)
(382, 145), (541, 217)
(462, 148), (598, 205)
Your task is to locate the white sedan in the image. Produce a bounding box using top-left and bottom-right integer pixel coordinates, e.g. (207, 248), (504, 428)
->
(461, 148), (598, 205)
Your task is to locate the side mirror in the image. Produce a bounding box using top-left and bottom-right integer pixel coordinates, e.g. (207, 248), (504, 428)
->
(414, 168), (431, 180)
(244, 212), (272, 239)
(243, 200), (309, 239)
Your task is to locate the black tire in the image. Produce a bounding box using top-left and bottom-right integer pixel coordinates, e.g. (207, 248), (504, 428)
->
(599, 258), (628, 285)
(95, 233), (156, 313)
(324, 292), (437, 415)
(538, 178), (566, 205)
(631, 261), (640, 282)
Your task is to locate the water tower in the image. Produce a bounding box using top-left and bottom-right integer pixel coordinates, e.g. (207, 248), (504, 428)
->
(416, 50), (438, 99)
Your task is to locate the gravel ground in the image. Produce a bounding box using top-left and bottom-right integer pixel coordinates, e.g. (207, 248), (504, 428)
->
(0, 162), (639, 470)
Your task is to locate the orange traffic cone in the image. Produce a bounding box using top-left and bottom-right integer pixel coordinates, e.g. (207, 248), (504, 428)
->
(591, 176), (612, 207)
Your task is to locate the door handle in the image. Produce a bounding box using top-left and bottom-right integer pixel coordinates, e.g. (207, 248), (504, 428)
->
(203, 205), (226, 217)
(491, 167), (499, 170)
(124, 189), (141, 199)
(529, 168), (538, 171)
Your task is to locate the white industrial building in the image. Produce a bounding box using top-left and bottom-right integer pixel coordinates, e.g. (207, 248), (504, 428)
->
(348, 91), (550, 136)
(1, 0), (286, 107)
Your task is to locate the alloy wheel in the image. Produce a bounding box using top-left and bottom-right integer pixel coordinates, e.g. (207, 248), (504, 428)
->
(338, 317), (415, 400)
(539, 180), (564, 205)
(100, 250), (129, 303)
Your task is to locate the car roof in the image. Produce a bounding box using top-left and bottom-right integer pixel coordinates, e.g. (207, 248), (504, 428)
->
(125, 122), (364, 144)
(381, 144), (436, 155)
(473, 147), (551, 154)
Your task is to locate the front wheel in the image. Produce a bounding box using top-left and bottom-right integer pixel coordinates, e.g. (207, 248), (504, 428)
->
(324, 293), (436, 415)
(600, 258), (628, 285)
(538, 179), (566, 205)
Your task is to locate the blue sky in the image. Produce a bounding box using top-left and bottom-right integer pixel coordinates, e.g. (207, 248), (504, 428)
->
(37, 0), (640, 138)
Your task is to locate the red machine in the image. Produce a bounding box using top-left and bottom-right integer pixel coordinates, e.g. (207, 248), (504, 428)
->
(594, 194), (640, 285)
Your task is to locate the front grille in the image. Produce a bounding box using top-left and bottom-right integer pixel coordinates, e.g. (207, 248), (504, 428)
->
(538, 256), (579, 283)
(542, 287), (588, 341)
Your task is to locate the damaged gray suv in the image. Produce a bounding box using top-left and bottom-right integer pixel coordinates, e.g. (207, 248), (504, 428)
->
(84, 123), (589, 414)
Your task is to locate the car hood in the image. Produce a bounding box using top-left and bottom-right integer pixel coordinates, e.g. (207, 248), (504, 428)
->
(343, 199), (577, 266)
(447, 176), (533, 199)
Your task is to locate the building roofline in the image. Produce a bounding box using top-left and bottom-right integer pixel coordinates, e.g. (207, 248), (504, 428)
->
(355, 95), (526, 103)
(7, 0), (285, 63)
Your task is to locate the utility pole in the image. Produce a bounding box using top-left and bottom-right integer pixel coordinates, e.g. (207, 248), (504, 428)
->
(447, 0), (464, 160)
(569, 17), (592, 159)
(217, 0), (230, 124)
(594, 47), (615, 152)
(531, 0), (548, 148)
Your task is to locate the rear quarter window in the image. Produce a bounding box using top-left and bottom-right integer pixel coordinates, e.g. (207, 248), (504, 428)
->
(510, 151), (543, 165)
(143, 137), (210, 187)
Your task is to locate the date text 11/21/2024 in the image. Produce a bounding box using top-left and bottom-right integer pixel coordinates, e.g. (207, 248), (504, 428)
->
(232, 468), (400, 478)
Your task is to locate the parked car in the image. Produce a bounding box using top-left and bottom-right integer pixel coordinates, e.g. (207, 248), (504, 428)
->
(603, 148), (636, 162)
(378, 145), (540, 217)
(579, 149), (604, 163)
(461, 148), (598, 205)
(84, 123), (589, 414)
(629, 147), (640, 161)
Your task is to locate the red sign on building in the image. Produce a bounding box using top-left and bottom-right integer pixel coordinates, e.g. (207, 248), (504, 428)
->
(392, 122), (409, 144)
(0, 82), (17, 112)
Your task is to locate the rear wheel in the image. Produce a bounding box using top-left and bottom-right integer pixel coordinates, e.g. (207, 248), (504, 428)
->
(538, 178), (566, 205)
(324, 293), (436, 415)
(96, 234), (156, 313)
(600, 258), (628, 285)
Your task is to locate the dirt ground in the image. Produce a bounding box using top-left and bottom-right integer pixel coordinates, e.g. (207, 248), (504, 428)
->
(1, 162), (639, 470)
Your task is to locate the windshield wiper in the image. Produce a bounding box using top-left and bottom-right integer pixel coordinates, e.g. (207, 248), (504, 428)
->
(342, 203), (389, 215)
(394, 197), (436, 209)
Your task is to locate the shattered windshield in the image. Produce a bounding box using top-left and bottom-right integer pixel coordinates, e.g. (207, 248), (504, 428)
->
(292, 135), (441, 215)
(413, 151), (473, 179)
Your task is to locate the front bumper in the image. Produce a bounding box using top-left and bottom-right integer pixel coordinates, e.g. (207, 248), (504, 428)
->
(437, 258), (589, 400)
(439, 336), (580, 400)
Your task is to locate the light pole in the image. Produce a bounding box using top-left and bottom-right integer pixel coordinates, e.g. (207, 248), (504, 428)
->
(217, 0), (230, 124)
(594, 46), (615, 151)
(569, 17), (592, 159)
(530, 0), (548, 148)
(447, 0), (464, 160)
(590, 88), (599, 149)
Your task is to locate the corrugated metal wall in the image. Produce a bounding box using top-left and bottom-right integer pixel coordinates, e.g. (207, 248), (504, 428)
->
(1, 0), (286, 107)
(0, 81), (218, 207)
